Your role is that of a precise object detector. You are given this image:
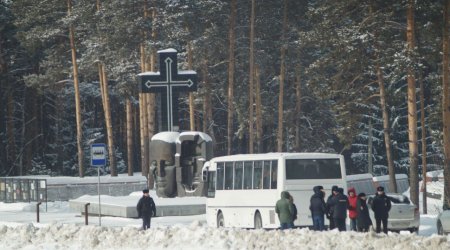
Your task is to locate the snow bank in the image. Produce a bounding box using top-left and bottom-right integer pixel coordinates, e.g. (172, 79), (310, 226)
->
(0, 222), (448, 250)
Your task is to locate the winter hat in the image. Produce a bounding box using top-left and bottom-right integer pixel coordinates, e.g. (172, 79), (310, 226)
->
(377, 186), (384, 192)
(143, 189), (149, 194)
(358, 192), (366, 198)
(331, 185), (338, 192)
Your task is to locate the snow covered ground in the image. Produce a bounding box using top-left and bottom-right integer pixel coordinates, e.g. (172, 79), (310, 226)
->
(0, 181), (449, 249)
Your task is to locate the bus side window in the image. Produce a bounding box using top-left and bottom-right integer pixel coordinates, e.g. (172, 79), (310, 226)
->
(225, 162), (233, 190)
(271, 160), (278, 189)
(207, 171), (216, 198)
(244, 161), (253, 189)
(234, 161), (243, 190)
(253, 161), (263, 189)
(216, 162), (224, 190)
(262, 161), (271, 189)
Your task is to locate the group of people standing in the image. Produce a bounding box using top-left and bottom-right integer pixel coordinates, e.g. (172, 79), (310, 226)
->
(275, 185), (392, 233)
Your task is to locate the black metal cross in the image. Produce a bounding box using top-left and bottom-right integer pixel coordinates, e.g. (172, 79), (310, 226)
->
(138, 49), (197, 131)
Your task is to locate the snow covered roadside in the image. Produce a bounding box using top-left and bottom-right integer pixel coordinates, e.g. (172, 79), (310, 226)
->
(0, 222), (448, 250)
(0, 179), (448, 249)
(0, 200), (447, 250)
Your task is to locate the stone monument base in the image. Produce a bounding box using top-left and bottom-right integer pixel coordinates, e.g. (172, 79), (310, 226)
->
(69, 191), (206, 218)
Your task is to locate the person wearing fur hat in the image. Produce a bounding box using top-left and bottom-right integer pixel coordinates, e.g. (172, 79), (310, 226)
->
(137, 189), (156, 230)
(327, 187), (349, 231)
(356, 192), (372, 232)
(371, 186), (391, 234)
(325, 185), (339, 230)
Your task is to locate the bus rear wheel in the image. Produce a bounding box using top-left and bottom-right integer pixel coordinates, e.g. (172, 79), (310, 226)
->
(254, 211), (262, 229)
(217, 212), (225, 228)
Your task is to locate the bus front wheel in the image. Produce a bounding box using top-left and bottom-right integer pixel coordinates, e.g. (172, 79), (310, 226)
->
(254, 211), (262, 229)
(217, 212), (225, 228)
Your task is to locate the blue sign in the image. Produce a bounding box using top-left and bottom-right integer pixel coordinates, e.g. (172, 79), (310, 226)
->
(91, 143), (107, 166)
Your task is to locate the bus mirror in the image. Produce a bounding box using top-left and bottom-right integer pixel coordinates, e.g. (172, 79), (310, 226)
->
(202, 167), (209, 182)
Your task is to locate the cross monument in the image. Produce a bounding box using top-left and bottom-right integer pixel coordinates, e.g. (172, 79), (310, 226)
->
(138, 49), (198, 131)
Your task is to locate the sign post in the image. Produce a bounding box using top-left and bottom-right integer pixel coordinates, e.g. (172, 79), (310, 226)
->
(91, 143), (106, 226)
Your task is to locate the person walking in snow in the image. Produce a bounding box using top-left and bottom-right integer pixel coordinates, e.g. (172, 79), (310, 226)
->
(356, 192), (372, 232)
(371, 186), (391, 234)
(309, 185), (326, 231)
(275, 191), (294, 229)
(327, 187), (349, 231)
(326, 185), (339, 230)
(347, 187), (358, 231)
(137, 189), (156, 230)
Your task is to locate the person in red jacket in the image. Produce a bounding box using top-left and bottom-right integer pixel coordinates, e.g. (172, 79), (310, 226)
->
(347, 187), (358, 231)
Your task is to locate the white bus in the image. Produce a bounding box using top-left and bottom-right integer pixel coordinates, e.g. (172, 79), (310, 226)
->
(202, 152), (347, 229)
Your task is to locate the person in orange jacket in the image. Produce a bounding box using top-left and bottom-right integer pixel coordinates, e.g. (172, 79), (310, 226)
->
(347, 187), (358, 231)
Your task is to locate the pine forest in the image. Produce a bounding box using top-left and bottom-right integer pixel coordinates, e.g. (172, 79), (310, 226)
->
(1, 0), (450, 207)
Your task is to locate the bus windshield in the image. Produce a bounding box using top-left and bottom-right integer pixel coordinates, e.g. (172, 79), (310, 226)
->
(285, 158), (341, 179)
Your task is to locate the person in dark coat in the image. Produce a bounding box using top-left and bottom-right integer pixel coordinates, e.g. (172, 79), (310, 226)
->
(327, 187), (349, 231)
(371, 186), (391, 234)
(326, 185), (339, 230)
(356, 192), (372, 232)
(137, 189), (156, 230)
(309, 185), (326, 231)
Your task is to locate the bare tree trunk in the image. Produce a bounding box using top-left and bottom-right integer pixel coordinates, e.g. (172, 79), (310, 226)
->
(202, 60), (215, 143)
(139, 42), (147, 176)
(277, 0), (288, 152)
(419, 74), (427, 213)
(255, 65), (263, 153)
(68, 0), (84, 177)
(146, 6), (157, 188)
(406, 0), (419, 208)
(187, 40), (195, 131)
(376, 63), (397, 192)
(141, 3), (157, 189)
(368, 117), (373, 174)
(96, 2), (116, 176)
(227, 0), (237, 155)
(101, 65), (117, 176)
(6, 93), (16, 175)
(139, 2), (150, 182)
(0, 34), (7, 174)
(126, 99), (134, 176)
(442, 0), (450, 209)
(294, 66), (301, 152)
(248, 0), (255, 153)
(142, 94), (149, 176)
(18, 88), (27, 176)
